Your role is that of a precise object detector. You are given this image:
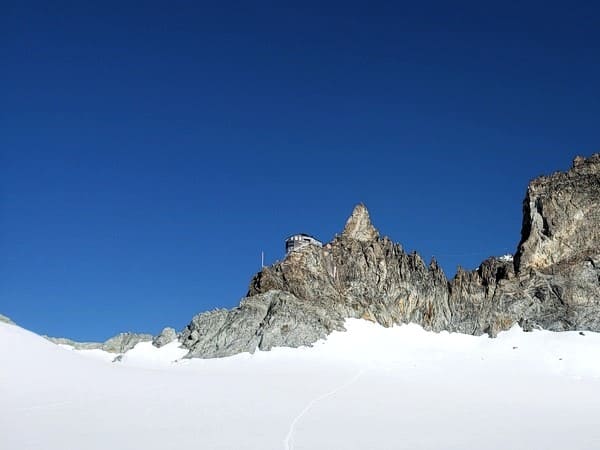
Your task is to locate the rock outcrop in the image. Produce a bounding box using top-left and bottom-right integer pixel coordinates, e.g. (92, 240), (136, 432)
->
(180, 290), (346, 358)
(102, 332), (153, 353)
(46, 332), (153, 353)
(515, 154), (600, 272)
(179, 154), (600, 358)
(152, 327), (178, 348)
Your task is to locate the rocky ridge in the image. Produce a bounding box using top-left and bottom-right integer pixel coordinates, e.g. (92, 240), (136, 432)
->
(46, 332), (154, 353)
(44, 328), (181, 353)
(181, 153), (600, 358)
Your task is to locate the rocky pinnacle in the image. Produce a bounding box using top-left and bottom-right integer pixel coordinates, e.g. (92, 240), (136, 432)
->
(341, 203), (380, 242)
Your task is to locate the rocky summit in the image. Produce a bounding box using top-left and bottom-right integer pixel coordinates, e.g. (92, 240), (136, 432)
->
(180, 153), (600, 358)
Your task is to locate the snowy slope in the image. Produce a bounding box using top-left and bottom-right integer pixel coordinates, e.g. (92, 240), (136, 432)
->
(2, 320), (600, 450)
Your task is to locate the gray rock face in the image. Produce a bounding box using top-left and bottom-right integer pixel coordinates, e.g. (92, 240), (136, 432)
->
(46, 332), (153, 353)
(101, 332), (153, 353)
(515, 154), (600, 272)
(181, 291), (345, 358)
(152, 327), (178, 348)
(180, 154), (600, 358)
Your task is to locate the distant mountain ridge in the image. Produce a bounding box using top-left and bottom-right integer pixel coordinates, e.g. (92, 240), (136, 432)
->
(6, 153), (598, 358)
(42, 327), (179, 354)
(180, 153), (600, 358)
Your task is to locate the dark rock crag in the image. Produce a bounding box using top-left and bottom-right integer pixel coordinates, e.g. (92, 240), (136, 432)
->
(178, 154), (600, 358)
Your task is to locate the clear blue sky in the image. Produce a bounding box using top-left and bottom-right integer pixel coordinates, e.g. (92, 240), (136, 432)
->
(2, 1), (599, 341)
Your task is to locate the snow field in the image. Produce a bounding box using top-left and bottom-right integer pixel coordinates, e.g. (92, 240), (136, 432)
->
(2, 320), (600, 450)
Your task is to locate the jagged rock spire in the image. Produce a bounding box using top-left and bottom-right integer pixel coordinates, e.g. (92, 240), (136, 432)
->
(342, 203), (379, 242)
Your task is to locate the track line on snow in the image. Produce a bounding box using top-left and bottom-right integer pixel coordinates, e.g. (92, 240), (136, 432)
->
(283, 368), (366, 450)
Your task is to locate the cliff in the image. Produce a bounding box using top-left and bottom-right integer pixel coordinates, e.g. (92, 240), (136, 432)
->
(177, 154), (600, 357)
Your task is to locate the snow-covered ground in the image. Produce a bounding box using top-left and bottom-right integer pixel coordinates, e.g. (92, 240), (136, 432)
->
(2, 319), (600, 450)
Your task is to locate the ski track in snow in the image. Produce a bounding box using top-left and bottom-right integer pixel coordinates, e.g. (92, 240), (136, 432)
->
(283, 367), (367, 450)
